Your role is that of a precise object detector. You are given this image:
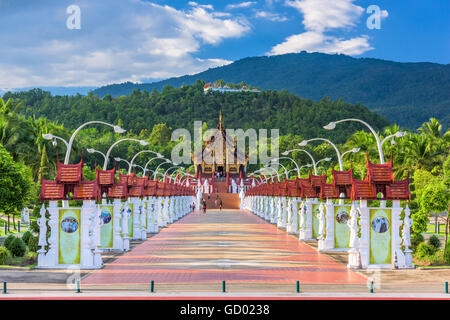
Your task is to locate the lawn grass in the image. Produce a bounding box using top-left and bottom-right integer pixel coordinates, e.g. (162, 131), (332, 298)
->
(0, 218), (30, 237)
(0, 251), (37, 268)
(425, 224), (447, 236)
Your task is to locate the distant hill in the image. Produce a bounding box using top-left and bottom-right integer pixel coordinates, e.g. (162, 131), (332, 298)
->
(1, 86), (96, 96)
(92, 52), (450, 130)
(4, 84), (389, 144)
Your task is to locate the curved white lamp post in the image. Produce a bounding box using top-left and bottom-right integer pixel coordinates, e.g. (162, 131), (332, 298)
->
(381, 131), (407, 146)
(153, 159), (172, 180)
(287, 163), (312, 177)
(270, 156), (300, 177)
(323, 118), (388, 163)
(253, 167), (280, 183)
(341, 147), (361, 160)
(299, 138), (345, 170)
(128, 150), (162, 174)
(132, 164), (145, 175)
(114, 157), (131, 172)
(143, 156), (166, 176)
(43, 121), (126, 164)
(163, 166), (184, 182)
(86, 148), (107, 167)
(270, 159), (289, 180)
(42, 134), (69, 149)
(315, 157), (331, 174)
(282, 149), (318, 175)
(103, 138), (148, 170)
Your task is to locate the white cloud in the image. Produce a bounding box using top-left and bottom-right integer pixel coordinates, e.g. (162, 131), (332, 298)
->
(0, 1), (249, 88)
(226, 2), (257, 10)
(268, 0), (376, 56)
(254, 10), (288, 22)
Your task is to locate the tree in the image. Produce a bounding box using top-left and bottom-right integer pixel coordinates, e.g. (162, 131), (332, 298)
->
(150, 123), (171, 146)
(420, 182), (450, 251)
(0, 144), (32, 232)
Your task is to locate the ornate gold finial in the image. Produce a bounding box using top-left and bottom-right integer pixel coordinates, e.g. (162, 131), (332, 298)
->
(219, 110), (223, 131)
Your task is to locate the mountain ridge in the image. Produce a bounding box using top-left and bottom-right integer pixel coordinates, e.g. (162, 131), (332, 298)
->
(92, 52), (450, 130)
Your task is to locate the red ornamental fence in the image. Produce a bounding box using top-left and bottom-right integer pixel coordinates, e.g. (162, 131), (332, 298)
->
(244, 154), (410, 201)
(40, 161), (195, 202)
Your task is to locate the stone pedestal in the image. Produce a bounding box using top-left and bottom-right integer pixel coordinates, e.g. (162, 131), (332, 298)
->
(299, 199), (313, 240)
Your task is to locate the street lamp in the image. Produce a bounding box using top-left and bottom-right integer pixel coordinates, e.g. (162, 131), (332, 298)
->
(248, 171), (265, 184)
(315, 157), (331, 174)
(341, 147), (361, 159)
(269, 159), (289, 180)
(299, 138), (349, 170)
(381, 131), (407, 146)
(282, 149), (318, 175)
(43, 121), (126, 164)
(323, 118), (387, 163)
(86, 148), (107, 167)
(114, 157), (131, 172)
(103, 138), (149, 170)
(270, 156), (301, 177)
(132, 164), (145, 176)
(153, 159), (172, 180)
(163, 166), (184, 182)
(42, 134), (69, 149)
(259, 166), (281, 182)
(128, 150), (162, 174)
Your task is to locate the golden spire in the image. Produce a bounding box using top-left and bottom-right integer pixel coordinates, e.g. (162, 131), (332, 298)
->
(219, 110), (223, 131)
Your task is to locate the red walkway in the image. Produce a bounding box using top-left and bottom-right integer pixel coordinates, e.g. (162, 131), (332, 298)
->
(82, 210), (366, 285)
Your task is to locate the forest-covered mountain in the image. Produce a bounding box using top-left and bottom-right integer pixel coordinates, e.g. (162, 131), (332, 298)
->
(3, 81), (389, 144)
(92, 52), (450, 130)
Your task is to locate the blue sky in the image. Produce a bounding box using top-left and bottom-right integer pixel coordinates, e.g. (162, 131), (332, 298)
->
(0, 0), (448, 89)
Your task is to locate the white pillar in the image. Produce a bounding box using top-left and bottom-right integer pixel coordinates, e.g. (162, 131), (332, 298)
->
(317, 203), (326, 250)
(80, 200), (95, 268)
(402, 204), (413, 268)
(392, 200), (406, 268)
(37, 204), (48, 267)
(299, 199), (313, 240)
(276, 197), (283, 227)
(358, 200), (370, 268)
(45, 201), (59, 266)
(121, 203), (130, 251)
(287, 198), (299, 234)
(270, 197), (276, 224)
(347, 202), (361, 269)
(112, 199), (124, 250)
(323, 199), (335, 250)
(162, 197), (169, 227)
(92, 204), (103, 268)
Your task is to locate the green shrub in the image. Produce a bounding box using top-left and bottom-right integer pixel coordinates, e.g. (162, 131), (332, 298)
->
(411, 233), (424, 252)
(28, 236), (39, 253)
(444, 243), (450, 264)
(3, 235), (16, 251)
(0, 247), (11, 265)
(21, 231), (32, 245)
(428, 235), (441, 249)
(30, 220), (39, 234)
(9, 238), (26, 257)
(416, 242), (437, 259)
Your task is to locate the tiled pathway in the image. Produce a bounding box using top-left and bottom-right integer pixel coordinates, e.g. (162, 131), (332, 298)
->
(82, 210), (366, 285)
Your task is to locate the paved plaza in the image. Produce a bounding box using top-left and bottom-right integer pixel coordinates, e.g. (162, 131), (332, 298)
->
(82, 209), (366, 286)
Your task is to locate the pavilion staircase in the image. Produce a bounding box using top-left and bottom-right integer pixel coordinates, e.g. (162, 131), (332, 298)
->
(202, 192), (240, 209)
(201, 181), (240, 209)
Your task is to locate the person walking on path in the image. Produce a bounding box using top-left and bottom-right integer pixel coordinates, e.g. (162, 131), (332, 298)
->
(219, 199), (223, 211)
(202, 199), (207, 213)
